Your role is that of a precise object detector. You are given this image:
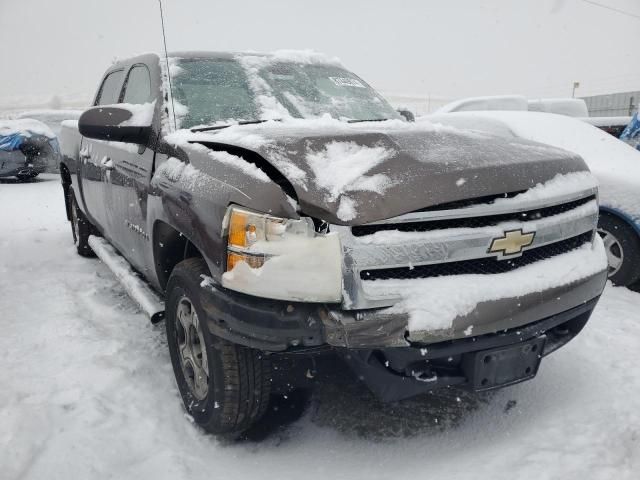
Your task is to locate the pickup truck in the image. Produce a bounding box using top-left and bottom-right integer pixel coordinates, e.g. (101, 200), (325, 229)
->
(60, 51), (608, 437)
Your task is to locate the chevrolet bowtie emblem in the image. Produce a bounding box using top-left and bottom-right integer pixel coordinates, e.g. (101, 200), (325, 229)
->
(488, 229), (535, 257)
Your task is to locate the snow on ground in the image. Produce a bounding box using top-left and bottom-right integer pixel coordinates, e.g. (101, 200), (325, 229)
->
(1, 175), (639, 480)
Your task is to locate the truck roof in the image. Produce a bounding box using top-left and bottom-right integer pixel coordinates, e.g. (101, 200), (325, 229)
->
(110, 50), (343, 70)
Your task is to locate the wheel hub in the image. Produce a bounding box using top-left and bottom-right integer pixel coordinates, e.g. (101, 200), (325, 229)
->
(597, 228), (624, 277)
(175, 296), (209, 400)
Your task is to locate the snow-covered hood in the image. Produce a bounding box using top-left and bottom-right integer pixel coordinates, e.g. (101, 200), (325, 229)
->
(170, 119), (590, 224)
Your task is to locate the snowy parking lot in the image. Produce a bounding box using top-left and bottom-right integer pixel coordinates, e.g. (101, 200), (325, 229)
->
(1, 174), (639, 479)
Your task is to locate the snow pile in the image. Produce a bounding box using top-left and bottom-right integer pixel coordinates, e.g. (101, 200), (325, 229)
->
(118, 101), (156, 127)
(0, 118), (56, 139)
(365, 237), (607, 332)
(306, 141), (396, 220)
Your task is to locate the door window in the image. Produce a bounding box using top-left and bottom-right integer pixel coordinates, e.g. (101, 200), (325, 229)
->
(122, 65), (152, 104)
(95, 70), (124, 105)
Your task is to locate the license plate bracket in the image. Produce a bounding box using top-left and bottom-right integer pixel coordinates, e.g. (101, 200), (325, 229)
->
(462, 336), (546, 391)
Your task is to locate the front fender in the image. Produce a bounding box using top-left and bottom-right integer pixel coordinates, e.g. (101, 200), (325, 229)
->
(149, 145), (298, 283)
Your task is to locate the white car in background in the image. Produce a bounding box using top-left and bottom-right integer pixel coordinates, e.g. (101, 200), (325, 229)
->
(426, 109), (640, 287)
(434, 95), (632, 137)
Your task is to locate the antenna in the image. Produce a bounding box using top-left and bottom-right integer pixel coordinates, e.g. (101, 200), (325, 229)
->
(158, 0), (177, 130)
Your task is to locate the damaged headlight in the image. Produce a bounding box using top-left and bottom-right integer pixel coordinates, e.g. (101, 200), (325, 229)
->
(221, 206), (343, 302)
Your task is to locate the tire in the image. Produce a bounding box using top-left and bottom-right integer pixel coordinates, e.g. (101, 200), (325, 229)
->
(69, 192), (95, 257)
(165, 258), (272, 437)
(16, 173), (36, 182)
(597, 212), (640, 286)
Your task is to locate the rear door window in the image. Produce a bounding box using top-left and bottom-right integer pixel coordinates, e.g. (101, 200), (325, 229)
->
(95, 70), (124, 105)
(122, 65), (152, 104)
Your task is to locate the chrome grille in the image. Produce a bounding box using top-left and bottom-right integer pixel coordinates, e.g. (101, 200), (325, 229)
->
(334, 186), (599, 310)
(360, 232), (592, 281)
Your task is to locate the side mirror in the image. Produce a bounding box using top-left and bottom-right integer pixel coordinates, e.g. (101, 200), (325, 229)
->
(397, 109), (415, 122)
(79, 104), (153, 144)
(398, 108), (416, 122)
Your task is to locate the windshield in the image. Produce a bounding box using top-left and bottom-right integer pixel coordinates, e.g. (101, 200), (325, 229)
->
(170, 57), (401, 128)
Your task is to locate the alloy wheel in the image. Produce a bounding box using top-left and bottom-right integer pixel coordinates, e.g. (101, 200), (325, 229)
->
(598, 228), (624, 277)
(175, 296), (209, 400)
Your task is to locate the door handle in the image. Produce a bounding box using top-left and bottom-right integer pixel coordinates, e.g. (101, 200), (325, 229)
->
(101, 157), (115, 170)
(79, 147), (91, 162)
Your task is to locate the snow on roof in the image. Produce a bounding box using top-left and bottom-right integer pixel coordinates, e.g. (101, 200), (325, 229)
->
(156, 49), (343, 66)
(528, 98), (588, 117)
(436, 95), (528, 114)
(0, 118), (56, 139)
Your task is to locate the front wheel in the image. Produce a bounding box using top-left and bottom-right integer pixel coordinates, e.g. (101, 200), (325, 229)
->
(597, 212), (640, 286)
(165, 258), (272, 437)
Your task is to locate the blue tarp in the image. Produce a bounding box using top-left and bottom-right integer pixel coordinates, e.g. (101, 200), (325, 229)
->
(0, 132), (26, 152)
(620, 112), (640, 151)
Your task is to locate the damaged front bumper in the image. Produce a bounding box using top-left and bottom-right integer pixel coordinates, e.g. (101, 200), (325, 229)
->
(199, 262), (606, 401)
(340, 297), (599, 402)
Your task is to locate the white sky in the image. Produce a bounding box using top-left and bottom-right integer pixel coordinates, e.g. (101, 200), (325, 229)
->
(0, 0), (638, 106)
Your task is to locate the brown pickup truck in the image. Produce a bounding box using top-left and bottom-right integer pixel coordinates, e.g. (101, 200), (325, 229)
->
(60, 51), (608, 437)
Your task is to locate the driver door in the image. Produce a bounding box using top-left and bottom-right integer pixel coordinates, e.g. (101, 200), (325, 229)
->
(80, 69), (125, 232)
(102, 63), (157, 274)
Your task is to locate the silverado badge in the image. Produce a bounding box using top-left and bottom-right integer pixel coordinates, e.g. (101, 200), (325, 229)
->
(489, 229), (535, 257)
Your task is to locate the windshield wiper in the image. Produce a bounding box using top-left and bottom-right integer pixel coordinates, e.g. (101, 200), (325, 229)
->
(346, 118), (389, 123)
(191, 119), (278, 133)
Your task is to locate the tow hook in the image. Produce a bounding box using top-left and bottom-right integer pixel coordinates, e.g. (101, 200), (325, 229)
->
(411, 370), (438, 383)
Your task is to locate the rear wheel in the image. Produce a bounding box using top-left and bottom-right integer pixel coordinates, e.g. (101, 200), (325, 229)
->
(69, 192), (95, 257)
(166, 258), (272, 437)
(597, 212), (640, 286)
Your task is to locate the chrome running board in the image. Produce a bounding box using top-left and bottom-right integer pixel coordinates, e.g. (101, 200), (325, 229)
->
(88, 235), (165, 323)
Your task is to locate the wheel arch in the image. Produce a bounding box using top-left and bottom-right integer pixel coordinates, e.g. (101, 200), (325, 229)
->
(152, 220), (206, 292)
(599, 206), (640, 238)
(60, 162), (73, 221)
